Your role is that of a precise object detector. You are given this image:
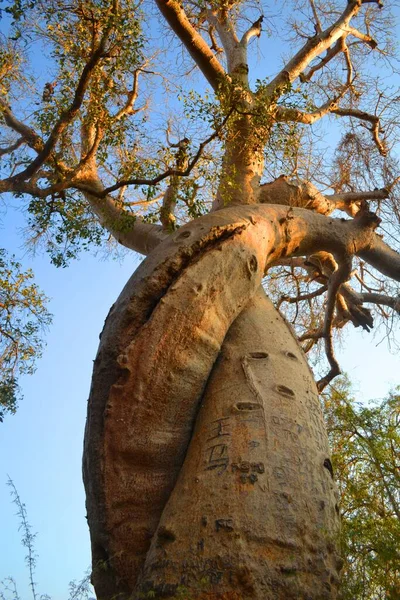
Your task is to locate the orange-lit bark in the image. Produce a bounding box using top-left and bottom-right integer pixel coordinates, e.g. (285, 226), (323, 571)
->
(83, 204), (390, 599)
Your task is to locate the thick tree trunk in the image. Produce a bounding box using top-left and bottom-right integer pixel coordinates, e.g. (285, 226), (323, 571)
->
(135, 289), (341, 599)
(83, 205), (375, 600)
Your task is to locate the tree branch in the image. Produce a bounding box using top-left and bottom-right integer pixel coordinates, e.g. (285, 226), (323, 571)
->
(359, 236), (400, 282)
(327, 188), (389, 216)
(154, 0), (227, 89)
(264, 0), (374, 98)
(331, 107), (387, 156)
(76, 175), (167, 255)
(83, 109), (234, 197)
(3, 9), (115, 186)
(360, 292), (400, 313)
(0, 137), (25, 156)
(0, 98), (44, 153)
(275, 96), (343, 125)
(278, 284), (328, 307)
(317, 257), (353, 392)
(300, 37), (344, 82)
(240, 16), (263, 47)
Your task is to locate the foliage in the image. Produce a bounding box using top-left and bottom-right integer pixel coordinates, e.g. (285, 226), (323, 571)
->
(323, 380), (400, 600)
(0, 249), (52, 421)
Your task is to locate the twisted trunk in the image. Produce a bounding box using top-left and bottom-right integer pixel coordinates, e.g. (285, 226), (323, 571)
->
(136, 289), (341, 599)
(82, 204), (382, 599)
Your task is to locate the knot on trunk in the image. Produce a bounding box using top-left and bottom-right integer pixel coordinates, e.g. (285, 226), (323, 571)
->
(258, 175), (333, 215)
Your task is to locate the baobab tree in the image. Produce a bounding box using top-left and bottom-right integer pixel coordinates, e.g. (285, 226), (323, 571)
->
(1, 0), (400, 598)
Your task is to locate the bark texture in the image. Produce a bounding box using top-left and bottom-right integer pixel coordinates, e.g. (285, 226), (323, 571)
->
(137, 289), (341, 599)
(82, 203), (383, 599)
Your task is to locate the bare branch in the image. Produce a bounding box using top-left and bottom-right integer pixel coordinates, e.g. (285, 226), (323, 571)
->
(327, 188), (389, 204)
(317, 257), (353, 392)
(240, 16), (263, 47)
(76, 175), (167, 254)
(360, 292), (400, 313)
(154, 0), (227, 89)
(0, 137), (25, 156)
(275, 96), (344, 125)
(359, 235), (400, 281)
(346, 26), (377, 48)
(299, 37), (344, 82)
(206, 9), (239, 57)
(331, 107), (387, 156)
(265, 0), (365, 96)
(308, 0), (322, 34)
(327, 188), (389, 216)
(114, 69), (141, 121)
(278, 284), (327, 307)
(160, 137), (189, 230)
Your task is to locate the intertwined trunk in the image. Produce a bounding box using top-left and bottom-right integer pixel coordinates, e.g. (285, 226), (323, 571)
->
(80, 203), (367, 599)
(136, 289), (341, 599)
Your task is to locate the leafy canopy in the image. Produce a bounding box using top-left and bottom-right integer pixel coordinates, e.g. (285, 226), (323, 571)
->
(0, 249), (52, 421)
(324, 380), (400, 600)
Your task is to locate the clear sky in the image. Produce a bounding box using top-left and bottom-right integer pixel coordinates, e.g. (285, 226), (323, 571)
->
(1, 4), (399, 600)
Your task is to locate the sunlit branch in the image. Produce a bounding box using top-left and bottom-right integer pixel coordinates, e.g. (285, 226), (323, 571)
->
(205, 9), (247, 80)
(114, 66), (151, 121)
(86, 109), (234, 197)
(360, 293), (400, 313)
(206, 9), (239, 55)
(240, 16), (263, 47)
(327, 188), (389, 215)
(76, 175), (167, 254)
(3, 8), (116, 186)
(331, 107), (387, 156)
(342, 41), (353, 86)
(308, 0), (322, 34)
(154, 0), (227, 89)
(328, 190), (389, 202)
(360, 235), (400, 281)
(208, 25), (223, 54)
(114, 68), (141, 120)
(275, 91), (346, 125)
(265, 0), (365, 96)
(346, 26), (377, 48)
(160, 137), (189, 230)
(300, 37), (344, 82)
(278, 284), (327, 308)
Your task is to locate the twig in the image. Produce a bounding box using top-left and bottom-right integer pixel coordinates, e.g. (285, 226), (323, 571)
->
(6, 478), (38, 600)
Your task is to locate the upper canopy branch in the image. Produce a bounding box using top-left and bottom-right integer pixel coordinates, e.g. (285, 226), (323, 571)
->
(275, 93), (346, 125)
(154, 0), (227, 89)
(318, 256), (353, 391)
(359, 236), (400, 281)
(331, 107), (387, 156)
(0, 98), (44, 154)
(240, 16), (263, 48)
(264, 0), (378, 99)
(82, 108), (234, 197)
(75, 174), (167, 255)
(1, 7), (117, 188)
(276, 100), (387, 156)
(0, 137), (25, 157)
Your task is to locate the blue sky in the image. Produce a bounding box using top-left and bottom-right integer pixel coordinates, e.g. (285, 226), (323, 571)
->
(1, 4), (399, 599)
(0, 205), (143, 598)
